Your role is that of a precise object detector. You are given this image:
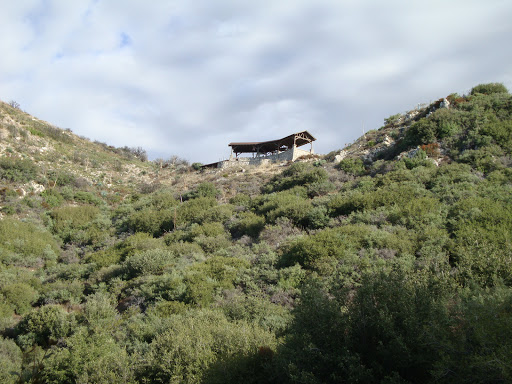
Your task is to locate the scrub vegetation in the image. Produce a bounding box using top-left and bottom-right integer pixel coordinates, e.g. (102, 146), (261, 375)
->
(0, 83), (511, 383)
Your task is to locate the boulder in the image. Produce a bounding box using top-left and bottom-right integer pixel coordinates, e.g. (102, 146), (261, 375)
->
(334, 150), (348, 164)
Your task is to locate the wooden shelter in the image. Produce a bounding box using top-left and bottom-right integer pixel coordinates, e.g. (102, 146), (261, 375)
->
(229, 131), (316, 158)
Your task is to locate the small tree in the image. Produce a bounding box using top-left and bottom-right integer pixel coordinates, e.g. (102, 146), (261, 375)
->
(131, 146), (148, 162)
(8, 100), (20, 109)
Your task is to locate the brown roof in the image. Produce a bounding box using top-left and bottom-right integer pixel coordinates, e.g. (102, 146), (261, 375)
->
(229, 131), (316, 154)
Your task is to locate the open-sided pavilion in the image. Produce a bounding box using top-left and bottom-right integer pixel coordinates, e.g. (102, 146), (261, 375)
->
(228, 131), (316, 158)
(202, 130), (317, 169)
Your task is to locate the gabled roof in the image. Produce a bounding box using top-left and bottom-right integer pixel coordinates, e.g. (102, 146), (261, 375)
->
(229, 130), (316, 154)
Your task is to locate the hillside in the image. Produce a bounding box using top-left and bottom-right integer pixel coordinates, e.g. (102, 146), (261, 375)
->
(1, 83), (512, 384)
(0, 100), (285, 208)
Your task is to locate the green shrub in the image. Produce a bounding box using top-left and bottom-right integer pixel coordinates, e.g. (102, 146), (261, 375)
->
(31, 122), (73, 143)
(191, 162), (203, 171)
(195, 204), (235, 225)
(384, 113), (402, 126)
(124, 249), (176, 277)
(437, 121), (462, 139)
(277, 270), (455, 383)
(166, 242), (205, 264)
(187, 222), (228, 241)
(118, 232), (164, 259)
(457, 145), (506, 173)
(41, 189), (64, 208)
(389, 195), (445, 229)
(405, 118), (438, 145)
(126, 207), (174, 236)
(229, 193), (251, 208)
(50, 205), (100, 235)
(163, 222), (231, 254)
(73, 190), (103, 205)
(448, 196), (512, 286)
(47, 170), (77, 187)
(304, 205), (330, 229)
(119, 271), (186, 304)
(176, 197), (218, 227)
(336, 158), (366, 176)
(16, 305), (75, 347)
(428, 163), (480, 203)
(149, 300), (188, 317)
(401, 149), (434, 170)
(0, 301), (16, 330)
(0, 283), (38, 315)
(49, 205), (106, 245)
(85, 248), (123, 268)
(139, 309), (276, 384)
(229, 211), (265, 238)
(82, 292), (119, 332)
(264, 194), (312, 227)
(256, 189), (311, 227)
(183, 272), (217, 306)
(306, 180), (335, 197)
(327, 190), (376, 216)
(263, 162), (328, 193)
(432, 285), (512, 383)
(142, 190), (179, 211)
(0, 157), (37, 182)
(0, 218), (60, 265)
(183, 256), (250, 305)
(40, 328), (133, 384)
(183, 182), (220, 200)
(470, 82), (509, 95)
(38, 279), (84, 306)
(193, 256), (249, 287)
(481, 119), (512, 153)
(218, 292), (293, 335)
(281, 225), (415, 274)
(0, 337), (22, 384)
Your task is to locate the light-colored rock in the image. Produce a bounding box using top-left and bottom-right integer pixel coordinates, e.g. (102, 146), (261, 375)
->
(405, 110), (419, 121)
(439, 98), (450, 109)
(397, 146), (421, 160)
(28, 181), (45, 194)
(334, 150), (348, 163)
(383, 135), (393, 146)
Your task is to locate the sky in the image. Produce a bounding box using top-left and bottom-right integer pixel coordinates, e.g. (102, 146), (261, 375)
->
(1, 1), (512, 164)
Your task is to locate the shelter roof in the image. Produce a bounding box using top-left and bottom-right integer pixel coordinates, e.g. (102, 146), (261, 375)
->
(229, 130), (316, 154)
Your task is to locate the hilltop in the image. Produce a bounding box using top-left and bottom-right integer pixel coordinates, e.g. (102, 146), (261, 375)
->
(1, 83), (511, 384)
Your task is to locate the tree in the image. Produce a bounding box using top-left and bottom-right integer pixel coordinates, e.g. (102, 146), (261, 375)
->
(8, 100), (20, 109)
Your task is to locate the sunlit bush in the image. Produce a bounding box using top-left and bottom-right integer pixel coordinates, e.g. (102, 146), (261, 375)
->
(470, 82), (509, 95)
(0, 157), (38, 182)
(0, 218), (60, 266)
(263, 162), (328, 193)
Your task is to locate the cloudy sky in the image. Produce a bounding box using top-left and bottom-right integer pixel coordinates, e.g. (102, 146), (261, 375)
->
(1, 1), (512, 163)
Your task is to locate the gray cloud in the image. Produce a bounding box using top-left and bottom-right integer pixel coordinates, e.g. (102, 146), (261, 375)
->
(1, 0), (511, 163)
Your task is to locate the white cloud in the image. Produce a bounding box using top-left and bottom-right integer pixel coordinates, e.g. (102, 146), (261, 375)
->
(1, 0), (512, 163)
